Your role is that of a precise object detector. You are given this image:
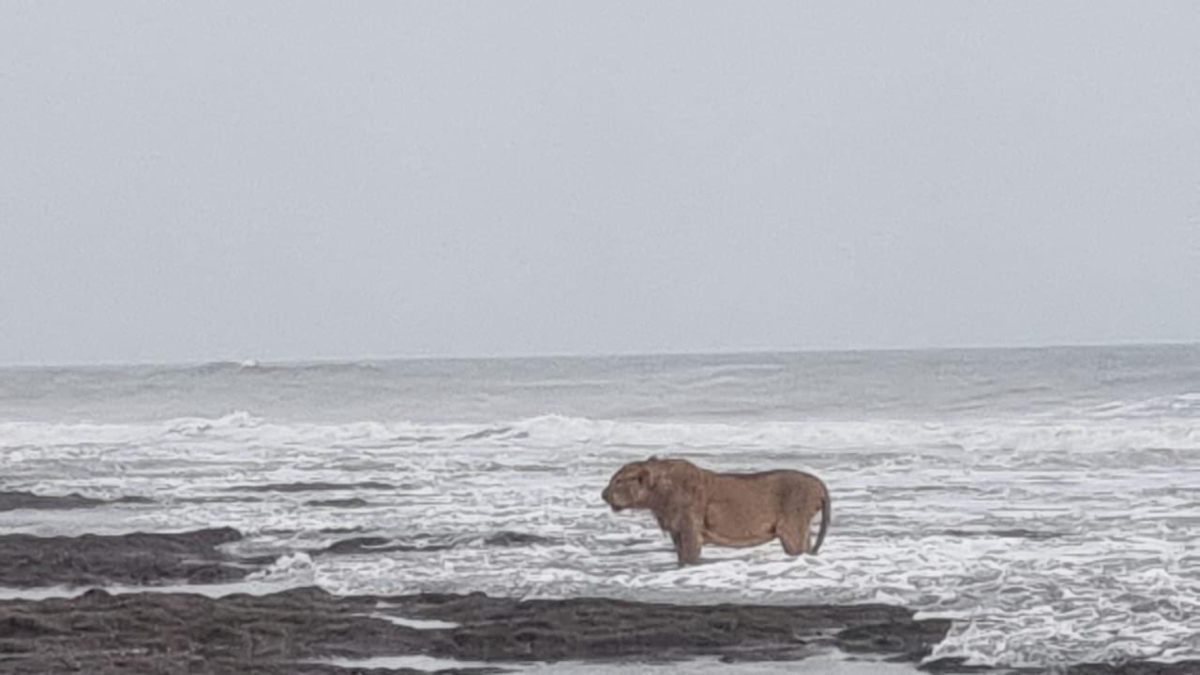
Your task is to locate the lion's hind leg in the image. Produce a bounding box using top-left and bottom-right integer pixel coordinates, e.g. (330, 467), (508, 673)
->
(777, 489), (822, 556)
(775, 515), (810, 556)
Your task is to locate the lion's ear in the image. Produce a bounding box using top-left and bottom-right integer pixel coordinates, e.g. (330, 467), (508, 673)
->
(638, 466), (659, 490)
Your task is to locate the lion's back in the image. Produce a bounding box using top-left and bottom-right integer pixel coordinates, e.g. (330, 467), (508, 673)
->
(718, 468), (822, 489)
(709, 469), (825, 509)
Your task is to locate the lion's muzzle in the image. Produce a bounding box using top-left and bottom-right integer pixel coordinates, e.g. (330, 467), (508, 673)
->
(601, 486), (625, 511)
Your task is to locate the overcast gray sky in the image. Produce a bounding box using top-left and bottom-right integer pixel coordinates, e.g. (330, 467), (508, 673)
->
(2, 1), (1198, 365)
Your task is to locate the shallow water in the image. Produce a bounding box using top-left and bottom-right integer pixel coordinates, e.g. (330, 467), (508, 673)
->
(2, 344), (1198, 668)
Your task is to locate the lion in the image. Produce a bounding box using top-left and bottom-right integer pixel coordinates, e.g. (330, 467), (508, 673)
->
(601, 456), (830, 566)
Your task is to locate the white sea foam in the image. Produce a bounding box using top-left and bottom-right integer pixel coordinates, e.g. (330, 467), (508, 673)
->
(2, 407), (1198, 668)
(367, 608), (460, 629)
(3, 411), (1197, 460)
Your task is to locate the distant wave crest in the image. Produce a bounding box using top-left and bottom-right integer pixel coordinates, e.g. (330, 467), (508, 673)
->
(3, 412), (1197, 465)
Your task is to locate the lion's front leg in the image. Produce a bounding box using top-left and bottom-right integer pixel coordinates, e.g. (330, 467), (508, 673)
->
(673, 517), (703, 566)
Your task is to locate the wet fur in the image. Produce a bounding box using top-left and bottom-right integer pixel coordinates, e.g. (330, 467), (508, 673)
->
(601, 457), (830, 566)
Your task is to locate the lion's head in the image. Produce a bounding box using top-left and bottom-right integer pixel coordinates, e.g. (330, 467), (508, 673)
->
(601, 460), (655, 512)
(602, 456), (704, 517)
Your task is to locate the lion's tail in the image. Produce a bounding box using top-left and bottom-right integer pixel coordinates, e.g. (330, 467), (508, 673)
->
(811, 484), (831, 555)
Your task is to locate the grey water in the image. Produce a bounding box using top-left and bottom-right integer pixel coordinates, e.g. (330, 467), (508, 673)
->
(4, 343), (1199, 424)
(2, 342), (1199, 668)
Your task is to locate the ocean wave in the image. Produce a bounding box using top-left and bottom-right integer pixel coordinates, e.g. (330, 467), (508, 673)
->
(3, 407), (1199, 667)
(1082, 392), (1200, 419)
(2, 412), (1197, 461)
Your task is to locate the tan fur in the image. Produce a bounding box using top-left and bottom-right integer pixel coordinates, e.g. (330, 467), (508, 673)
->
(601, 457), (830, 566)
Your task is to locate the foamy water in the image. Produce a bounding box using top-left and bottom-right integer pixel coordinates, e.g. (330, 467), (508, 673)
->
(1, 346), (1198, 668)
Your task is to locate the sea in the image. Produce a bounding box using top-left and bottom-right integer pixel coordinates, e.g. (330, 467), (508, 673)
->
(1, 344), (1198, 670)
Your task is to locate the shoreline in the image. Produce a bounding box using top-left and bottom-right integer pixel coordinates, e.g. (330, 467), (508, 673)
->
(1, 586), (1196, 675)
(0, 523), (1196, 674)
(0, 524), (947, 672)
(0, 585), (948, 674)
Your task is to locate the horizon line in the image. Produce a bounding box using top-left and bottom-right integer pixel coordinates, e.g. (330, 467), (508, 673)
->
(2, 337), (1197, 370)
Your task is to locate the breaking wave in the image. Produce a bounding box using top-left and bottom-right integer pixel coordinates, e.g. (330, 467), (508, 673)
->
(2, 397), (1198, 667)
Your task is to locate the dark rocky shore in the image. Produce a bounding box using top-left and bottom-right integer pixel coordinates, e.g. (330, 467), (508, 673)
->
(0, 516), (1195, 675)
(3, 587), (1196, 675)
(0, 586), (946, 674)
(0, 522), (947, 672)
(0, 490), (152, 512)
(0, 528), (269, 588)
(0, 525), (559, 590)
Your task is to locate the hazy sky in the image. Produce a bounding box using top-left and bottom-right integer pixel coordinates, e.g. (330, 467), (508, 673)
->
(2, 2), (1198, 365)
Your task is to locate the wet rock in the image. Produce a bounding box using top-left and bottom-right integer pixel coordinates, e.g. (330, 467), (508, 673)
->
(176, 495), (264, 504)
(837, 617), (952, 662)
(314, 531), (555, 557)
(0, 587), (952, 674)
(397, 594), (948, 663)
(228, 481), (396, 493)
(305, 498), (372, 508)
(315, 537), (454, 556)
(0, 528), (266, 588)
(317, 526), (368, 535)
(480, 531), (555, 547)
(0, 490), (152, 512)
(921, 657), (1003, 673)
(941, 528), (1065, 541)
